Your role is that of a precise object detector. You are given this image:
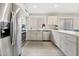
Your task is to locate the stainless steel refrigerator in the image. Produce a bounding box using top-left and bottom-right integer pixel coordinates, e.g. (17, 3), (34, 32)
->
(0, 3), (22, 56)
(0, 3), (13, 56)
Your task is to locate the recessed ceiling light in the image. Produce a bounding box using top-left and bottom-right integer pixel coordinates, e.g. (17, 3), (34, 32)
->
(54, 4), (58, 8)
(34, 4), (37, 8)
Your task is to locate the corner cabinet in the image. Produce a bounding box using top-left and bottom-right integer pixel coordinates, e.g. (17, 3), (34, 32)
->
(51, 31), (78, 56)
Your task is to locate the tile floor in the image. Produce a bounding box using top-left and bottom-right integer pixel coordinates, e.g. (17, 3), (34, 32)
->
(22, 41), (64, 56)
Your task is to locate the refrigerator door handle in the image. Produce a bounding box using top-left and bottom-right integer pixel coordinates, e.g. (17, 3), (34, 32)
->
(10, 8), (20, 46)
(10, 12), (16, 46)
(10, 17), (15, 46)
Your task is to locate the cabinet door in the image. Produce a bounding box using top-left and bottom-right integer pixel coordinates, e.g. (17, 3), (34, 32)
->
(30, 16), (46, 29)
(59, 33), (65, 50)
(65, 35), (76, 56)
(52, 31), (60, 48)
(26, 31), (31, 40)
(30, 18), (37, 29)
(27, 30), (43, 40)
(37, 17), (45, 29)
(30, 31), (37, 40)
(37, 31), (42, 40)
(48, 16), (58, 25)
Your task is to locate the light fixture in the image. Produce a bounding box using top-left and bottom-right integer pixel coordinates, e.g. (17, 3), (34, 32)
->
(34, 4), (37, 8)
(54, 4), (58, 8)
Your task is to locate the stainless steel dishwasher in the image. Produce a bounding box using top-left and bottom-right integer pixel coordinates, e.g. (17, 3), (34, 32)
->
(42, 30), (50, 40)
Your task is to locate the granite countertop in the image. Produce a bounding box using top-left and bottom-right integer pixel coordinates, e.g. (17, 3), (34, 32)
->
(26, 29), (51, 31)
(52, 30), (79, 37)
(25, 29), (79, 37)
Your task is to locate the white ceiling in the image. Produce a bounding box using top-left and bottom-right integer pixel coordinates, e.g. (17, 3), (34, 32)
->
(24, 3), (79, 14)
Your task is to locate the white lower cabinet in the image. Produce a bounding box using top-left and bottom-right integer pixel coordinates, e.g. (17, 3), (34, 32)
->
(52, 31), (60, 48)
(26, 31), (30, 40)
(26, 30), (42, 40)
(60, 33), (76, 56)
(63, 35), (76, 56)
(30, 31), (37, 40)
(37, 31), (42, 40)
(63, 40), (76, 56)
(26, 30), (50, 40)
(52, 31), (78, 56)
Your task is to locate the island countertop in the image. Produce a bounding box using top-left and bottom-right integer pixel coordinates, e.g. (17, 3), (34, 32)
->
(52, 30), (79, 37)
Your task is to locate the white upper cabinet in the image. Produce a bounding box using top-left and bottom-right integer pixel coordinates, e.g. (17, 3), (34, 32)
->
(73, 17), (79, 30)
(47, 16), (58, 25)
(47, 16), (58, 29)
(29, 16), (46, 29)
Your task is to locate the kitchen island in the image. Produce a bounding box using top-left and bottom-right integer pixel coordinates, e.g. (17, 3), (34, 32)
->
(51, 30), (79, 56)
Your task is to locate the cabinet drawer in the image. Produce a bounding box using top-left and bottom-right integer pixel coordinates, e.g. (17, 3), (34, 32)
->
(65, 34), (76, 43)
(36, 31), (42, 40)
(63, 39), (76, 56)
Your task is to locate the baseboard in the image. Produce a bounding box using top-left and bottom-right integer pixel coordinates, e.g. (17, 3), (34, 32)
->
(26, 40), (51, 42)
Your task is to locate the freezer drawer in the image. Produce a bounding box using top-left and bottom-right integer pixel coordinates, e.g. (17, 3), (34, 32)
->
(0, 36), (12, 56)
